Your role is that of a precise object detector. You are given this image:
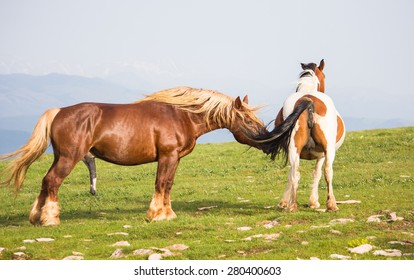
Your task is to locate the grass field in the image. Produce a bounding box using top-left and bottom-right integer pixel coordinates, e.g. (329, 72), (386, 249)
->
(0, 127), (413, 260)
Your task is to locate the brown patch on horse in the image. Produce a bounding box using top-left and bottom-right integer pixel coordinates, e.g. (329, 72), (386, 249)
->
(303, 95), (327, 116)
(336, 116), (345, 143)
(314, 68), (325, 93)
(275, 108), (284, 126)
(293, 113), (311, 155)
(311, 123), (328, 152)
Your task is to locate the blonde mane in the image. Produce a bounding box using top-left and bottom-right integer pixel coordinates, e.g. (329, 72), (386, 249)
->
(137, 86), (262, 129)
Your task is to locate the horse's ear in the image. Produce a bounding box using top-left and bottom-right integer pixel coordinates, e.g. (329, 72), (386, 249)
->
(234, 96), (243, 109)
(243, 95), (249, 104)
(318, 59), (325, 71)
(301, 63), (306, 70)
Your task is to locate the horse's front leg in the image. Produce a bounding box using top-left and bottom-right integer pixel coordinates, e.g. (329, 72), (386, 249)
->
(147, 154), (179, 221)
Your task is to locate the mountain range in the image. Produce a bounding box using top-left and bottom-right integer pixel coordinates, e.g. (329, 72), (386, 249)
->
(0, 73), (413, 154)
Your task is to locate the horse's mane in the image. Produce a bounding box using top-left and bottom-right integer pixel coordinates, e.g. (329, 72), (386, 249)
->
(137, 86), (261, 129)
(296, 70), (319, 93)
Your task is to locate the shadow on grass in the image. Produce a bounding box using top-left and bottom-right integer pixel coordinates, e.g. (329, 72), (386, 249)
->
(0, 199), (280, 227)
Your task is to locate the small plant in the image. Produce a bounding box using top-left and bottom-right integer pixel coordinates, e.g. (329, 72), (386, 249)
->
(347, 238), (369, 248)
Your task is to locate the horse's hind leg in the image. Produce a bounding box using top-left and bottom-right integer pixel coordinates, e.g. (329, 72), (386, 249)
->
(324, 145), (339, 211)
(29, 156), (78, 226)
(82, 152), (97, 195)
(308, 157), (325, 208)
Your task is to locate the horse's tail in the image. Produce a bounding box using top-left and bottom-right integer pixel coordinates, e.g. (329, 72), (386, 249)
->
(0, 108), (61, 192)
(254, 98), (314, 164)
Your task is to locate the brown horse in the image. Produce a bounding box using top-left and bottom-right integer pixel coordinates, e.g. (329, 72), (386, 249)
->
(252, 60), (345, 212)
(0, 86), (267, 226)
(81, 62), (328, 197)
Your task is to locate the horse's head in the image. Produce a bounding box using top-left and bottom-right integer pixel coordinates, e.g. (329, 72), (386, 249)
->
(301, 59), (325, 92)
(230, 96), (267, 150)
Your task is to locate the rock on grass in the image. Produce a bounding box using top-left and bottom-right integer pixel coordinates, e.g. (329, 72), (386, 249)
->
(110, 248), (125, 259)
(12, 252), (28, 260)
(111, 241), (130, 247)
(348, 244), (373, 254)
(36, 238), (54, 242)
(373, 249), (402, 257)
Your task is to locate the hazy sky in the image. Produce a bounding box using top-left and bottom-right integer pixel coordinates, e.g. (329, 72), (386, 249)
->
(1, 0), (413, 121)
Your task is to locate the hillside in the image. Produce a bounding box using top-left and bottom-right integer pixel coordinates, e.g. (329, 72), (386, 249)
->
(0, 127), (413, 260)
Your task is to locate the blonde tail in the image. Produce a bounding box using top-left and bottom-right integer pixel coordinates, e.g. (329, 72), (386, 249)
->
(0, 108), (61, 192)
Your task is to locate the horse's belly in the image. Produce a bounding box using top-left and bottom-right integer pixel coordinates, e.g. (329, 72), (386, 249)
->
(91, 134), (158, 166)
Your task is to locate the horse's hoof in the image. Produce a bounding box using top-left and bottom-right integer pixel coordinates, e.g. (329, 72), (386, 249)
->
(277, 201), (288, 209)
(308, 201), (321, 209)
(287, 204), (298, 212)
(327, 206), (339, 212)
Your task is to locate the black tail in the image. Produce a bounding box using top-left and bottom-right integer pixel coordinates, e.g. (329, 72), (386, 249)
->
(253, 99), (314, 164)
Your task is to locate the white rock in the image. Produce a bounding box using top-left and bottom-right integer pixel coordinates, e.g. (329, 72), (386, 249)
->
(123, 225), (132, 228)
(12, 252), (27, 260)
(148, 253), (162, 260)
(367, 215), (383, 223)
(388, 241), (413, 246)
(330, 218), (354, 225)
(330, 254), (351, 260)
(310, 225), (330, 229)
(387, 212), (404, 222)
(112, 241), (130, 247)
(243, 233), (280, 241)
(243, 234), (264, 241)
(198, 206), (217, 211)
(330, 230), (342, 235)
(0, 247), (6, 254)
(263, 220), (279, 229)
(373, 249), (402, 257)
(36, 238), (55, 242)
(166, 244), (189, 251)
(237, 226), (252, 231)
(263, 233), (281, 240)
(107, 232), (129, 236)
(23, 239), (35, 243)
(348, 244), (373, 254)
(110, 248), (125, 259)
(63, 255), (84, 260)
(72, 252), (84, 256)
(133, 249), (154, 256)
(336, 200), (361, 204)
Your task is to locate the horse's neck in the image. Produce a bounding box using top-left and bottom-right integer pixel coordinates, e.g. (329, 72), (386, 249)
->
(296, 75), (319, 93)
(189, 112), (223, 138)
(296, 83), (318, 93)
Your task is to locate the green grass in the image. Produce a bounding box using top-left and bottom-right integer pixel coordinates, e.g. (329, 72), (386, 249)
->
(0, 127), (413, 260)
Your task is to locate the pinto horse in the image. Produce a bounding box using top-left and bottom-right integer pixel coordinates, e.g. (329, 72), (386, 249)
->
(0, 86), (267, 226)
(253, 60), (345, 212)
